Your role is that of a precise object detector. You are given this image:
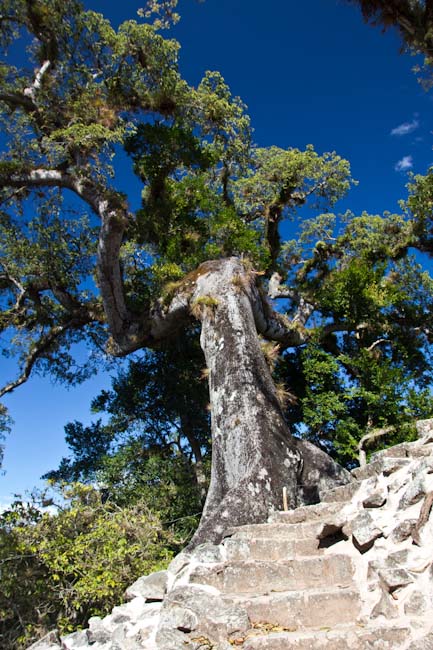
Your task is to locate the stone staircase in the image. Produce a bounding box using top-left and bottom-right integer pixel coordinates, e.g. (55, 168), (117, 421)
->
(219, 515), (408, 648)
(172, 505), (405, 649)
(33, 420), (433, 650)
(155, 421), (433, 649)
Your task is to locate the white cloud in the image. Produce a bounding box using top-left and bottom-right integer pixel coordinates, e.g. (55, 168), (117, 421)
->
(394, 155), (413, 172)
(0, 496), (14, 513)
(391, 119), (419, 136)
(0, 495), (57, 515)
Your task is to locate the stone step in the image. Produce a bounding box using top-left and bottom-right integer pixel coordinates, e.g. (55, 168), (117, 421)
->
(224, 586), (361, 629)
(351, 457), (411, 481)
(223, 536), (322, 561)
(239, 623), (410, 649)
(189, 555), (355, 594)
(268, 501), (343, 524)
(321, 480), (363, 503)
(226, 519), (336, 541)
(370, 441), (433, 463)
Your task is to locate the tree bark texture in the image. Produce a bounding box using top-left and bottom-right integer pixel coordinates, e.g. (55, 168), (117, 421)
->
(188, 258), (350, 547)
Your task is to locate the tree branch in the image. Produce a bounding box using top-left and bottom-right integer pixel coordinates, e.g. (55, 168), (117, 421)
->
(366, 337), (388, 352)
(0, 92), (36, 112)
(357, 425), (394, 467)
(0, 168), (136, 342)
(23, 60), (51, 101)
(0, 261), (26, 312)
(0, 319), (89, 398)
(267, 273), (315, 327)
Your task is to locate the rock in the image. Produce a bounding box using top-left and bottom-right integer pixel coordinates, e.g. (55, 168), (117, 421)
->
(352, 459), (383, 481)
(345, 511), (383, 552)
(111, 623), (145, 650)
(167, 552), (191, 576)
(399, 476), (428, 509)
(228, 587), (361, 629)
(386, 550), (410, 566)
(111, 603), (135, 623)
(125, 571), (168, 602)
(390, 519), (417, 543)
(87, 617), (111, 644)
(190, 542), (224, 564)
(405, 590), (432, 615)
(156, 584), (249, 648)
(223, 535), (322, 560)
(416, 418), (433, 441)
(406, 630), (433, 649)
(381, 457), (411, 476)
(242, 626), (410, 650)
(155, 626), (192, 650)
(409, 445), (433, 458)
(321, 481), (363, 503)
(27, 631), (61, 650)
(414, 456), (433, 474)
(363, 490), (387, 508)
(268, 501), (342, 524)
(378, 567), (413, 593)
(294, 438), (352, 504)
(136, 601), (162, 622)
(352, 457), (410, 480)
(189, 556), (354, 594)
(24, 425), (433, 650)
(61, 630), (90, 649)
(370, 591), (398, 619)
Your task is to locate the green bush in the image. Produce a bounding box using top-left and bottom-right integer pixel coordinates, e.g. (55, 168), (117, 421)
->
(0, 484), (174, 650)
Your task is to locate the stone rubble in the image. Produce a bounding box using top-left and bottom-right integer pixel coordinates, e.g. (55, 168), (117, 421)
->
(28, 418), (433, 650)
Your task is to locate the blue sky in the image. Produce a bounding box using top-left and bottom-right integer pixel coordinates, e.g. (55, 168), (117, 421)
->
(1, 0), (433, 505)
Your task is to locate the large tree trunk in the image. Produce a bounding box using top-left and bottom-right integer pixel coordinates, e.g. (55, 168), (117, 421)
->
(188, 258), (350, 547)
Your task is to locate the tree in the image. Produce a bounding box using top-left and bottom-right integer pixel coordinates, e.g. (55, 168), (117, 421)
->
(1, 0), (432, 547)
(349, 0), (433, 83)
(0, 485), (174, 650)
(44, 333), (210, 541)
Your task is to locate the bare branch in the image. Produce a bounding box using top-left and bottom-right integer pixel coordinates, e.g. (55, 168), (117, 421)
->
(366, 338), (388, 352)
(292, 297), (315, 328)
(252, 293), (308, 347)
(0, 324), (69, 398)
(0, 261), (26, 312)
(357, 426), (394, 467)
(267, 272), (293, 299)
(0, 168), (137, 344)
(267, 273), (315, 327)
(0, 313), (97, 398)
(23, 60), (51, 101)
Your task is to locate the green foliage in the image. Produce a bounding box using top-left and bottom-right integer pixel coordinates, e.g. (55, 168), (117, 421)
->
(403, 170), (433, 251)
(139, 0), (181, 29)
(234, 145), (353, 218)
(45, 333), (210, 541)
(316, 259), (392, 323)
(0, 0), (357, 395)
(280, 330), (433, 467)
(0, 484), (174, 650)
(0, 403), (11, 470)
(97, 447), (204, 539)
